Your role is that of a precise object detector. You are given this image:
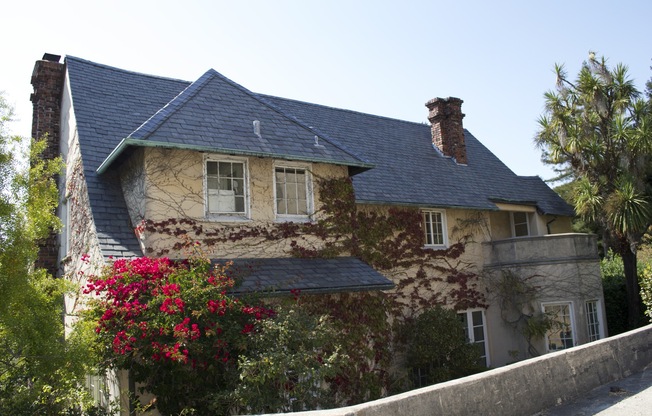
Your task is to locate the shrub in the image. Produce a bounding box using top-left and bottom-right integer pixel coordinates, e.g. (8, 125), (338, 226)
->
(399, 307), (485, 389)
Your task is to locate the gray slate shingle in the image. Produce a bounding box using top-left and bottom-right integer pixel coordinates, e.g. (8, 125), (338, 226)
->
(65, 56), (574, 272)
(217, 257), (394, 294)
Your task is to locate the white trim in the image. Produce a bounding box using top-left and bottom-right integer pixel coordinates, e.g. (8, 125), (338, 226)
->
(273, 161), (314, 222)
(203, 154), (250, 220)
(585, 299), (605, 341)
(457, 308), (490, 367)
(542, 301), (577, 352)
(422, 209), (448, 248)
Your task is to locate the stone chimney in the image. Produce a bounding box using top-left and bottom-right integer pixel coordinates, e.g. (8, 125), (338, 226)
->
(425, 97), (467, 164)
(31, 53), (65, 276)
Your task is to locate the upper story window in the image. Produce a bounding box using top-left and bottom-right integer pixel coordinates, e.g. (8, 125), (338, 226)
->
(274, 165), (313, 220)
(423, 210), (448, 248)
(511, 211), (530, 237)
(205, 157), (248, 217)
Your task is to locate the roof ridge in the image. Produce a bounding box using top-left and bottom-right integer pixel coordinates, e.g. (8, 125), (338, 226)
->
(128, 69), (218, 140)
(259, 93), (431, 128)
(65, 55), (190, 84)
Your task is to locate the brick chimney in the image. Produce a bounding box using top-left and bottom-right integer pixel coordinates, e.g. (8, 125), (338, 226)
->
(425, 97), (467, 164)
(31, 53), (65, 276)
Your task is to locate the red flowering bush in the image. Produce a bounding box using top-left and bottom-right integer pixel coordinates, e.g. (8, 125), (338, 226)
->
(84, 255), (275, 414)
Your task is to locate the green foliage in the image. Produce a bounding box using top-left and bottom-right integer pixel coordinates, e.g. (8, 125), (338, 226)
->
(302, 292), (392, 404)
(84, 253), (359, 414)
(0, 94), (96, 414)
(535, 52), (652, 329)
(236, 303), (345, 413)
(600, 252), (646, 335)
(640, 264), (652, 323)
(399, 307), (485, 388)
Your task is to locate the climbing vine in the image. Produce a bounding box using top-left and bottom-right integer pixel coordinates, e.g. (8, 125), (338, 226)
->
(137, 176), (487, 317)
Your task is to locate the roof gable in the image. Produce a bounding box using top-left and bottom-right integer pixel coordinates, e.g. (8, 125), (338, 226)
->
(97, 69), (372, 173)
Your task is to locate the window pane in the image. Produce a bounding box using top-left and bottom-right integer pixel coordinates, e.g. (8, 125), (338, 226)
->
(219, 162), (232, 177)
(219, 178), (230, 191)
(297, 199), (307, 215)
(232, 163), (243, 178)
(207, 177), (219, 190)
(233, 179), (244, 195)
(277, 199), (287, 214)
(207, 161), (218, 175)
(473, 326), (484, 342)
(513, 212), (529, 237)
(472, 311), (483, 326)
(514, 223), (528, 237)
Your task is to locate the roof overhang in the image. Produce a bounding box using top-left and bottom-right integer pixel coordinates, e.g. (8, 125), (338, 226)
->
(96, 138), (374, 175)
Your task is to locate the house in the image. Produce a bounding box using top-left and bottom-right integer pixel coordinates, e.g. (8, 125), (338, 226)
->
(31, 54), (605, 409)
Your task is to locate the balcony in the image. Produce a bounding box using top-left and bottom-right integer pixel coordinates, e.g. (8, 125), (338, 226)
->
(483, 233), (599, 268)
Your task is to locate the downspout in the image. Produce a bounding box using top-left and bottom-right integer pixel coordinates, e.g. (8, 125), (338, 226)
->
(546, 217), (557, 235)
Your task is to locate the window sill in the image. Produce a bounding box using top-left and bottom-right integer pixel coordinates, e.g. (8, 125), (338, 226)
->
(204, 214), (252, 223)
(275, 215), (313, 224)
(424, 244), (448, 250)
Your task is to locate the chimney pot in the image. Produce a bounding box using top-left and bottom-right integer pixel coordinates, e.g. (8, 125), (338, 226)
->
(425, 97), (467, 164)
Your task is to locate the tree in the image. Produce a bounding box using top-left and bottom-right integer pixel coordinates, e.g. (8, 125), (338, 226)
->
(535, 52), (652, 329)
(0, 94), (95, 414)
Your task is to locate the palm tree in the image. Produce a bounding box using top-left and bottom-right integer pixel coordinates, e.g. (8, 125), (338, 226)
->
(536, 52), (652, 329)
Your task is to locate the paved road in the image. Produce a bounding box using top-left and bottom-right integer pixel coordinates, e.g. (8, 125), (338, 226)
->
(533, 364), (652, 415)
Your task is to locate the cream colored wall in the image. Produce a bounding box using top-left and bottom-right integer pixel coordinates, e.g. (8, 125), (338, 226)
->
(122, 148), (349, 258)
(489, 210), (573, 239)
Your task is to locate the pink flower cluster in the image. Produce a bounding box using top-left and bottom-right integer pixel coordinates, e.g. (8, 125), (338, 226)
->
(86, 256), (275, 368)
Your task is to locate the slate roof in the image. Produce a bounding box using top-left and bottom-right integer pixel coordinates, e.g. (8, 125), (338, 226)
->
(216, 257), (395, 295)
(98, 69), (372, 173)
(64, 56), (574, 264)
(261, 95), (575, 216)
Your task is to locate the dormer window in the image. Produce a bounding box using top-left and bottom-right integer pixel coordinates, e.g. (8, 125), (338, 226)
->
(205, 157), (248, 217)
(274, 164), (313, 220)
(423, 209), (448, 248)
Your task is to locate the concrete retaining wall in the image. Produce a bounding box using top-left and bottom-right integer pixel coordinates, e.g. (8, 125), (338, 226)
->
(269, 325), (652, 416)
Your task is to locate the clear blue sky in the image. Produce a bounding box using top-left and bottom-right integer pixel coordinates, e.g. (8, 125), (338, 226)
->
(2, 0), (651, 180)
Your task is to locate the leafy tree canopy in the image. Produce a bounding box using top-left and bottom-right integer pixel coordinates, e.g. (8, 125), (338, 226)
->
(535, 52), (652, 328)
(0, 93), (95, 414)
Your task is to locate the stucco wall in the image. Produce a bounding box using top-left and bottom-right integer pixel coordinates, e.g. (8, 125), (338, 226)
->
(270, 325), (652, 416)
(482, 233), (605, 366)
(119, 148), (349, 258)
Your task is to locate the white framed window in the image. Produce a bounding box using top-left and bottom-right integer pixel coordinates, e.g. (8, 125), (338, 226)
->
(423, 210), (448, 247)
(458, 309), (489, 367)
(205, 156), (248, 217)
(543, 302), (576, 352)
(585, 300), (604, 342)
(510, 211), (530, 237)
(274, 164), (313, 220)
